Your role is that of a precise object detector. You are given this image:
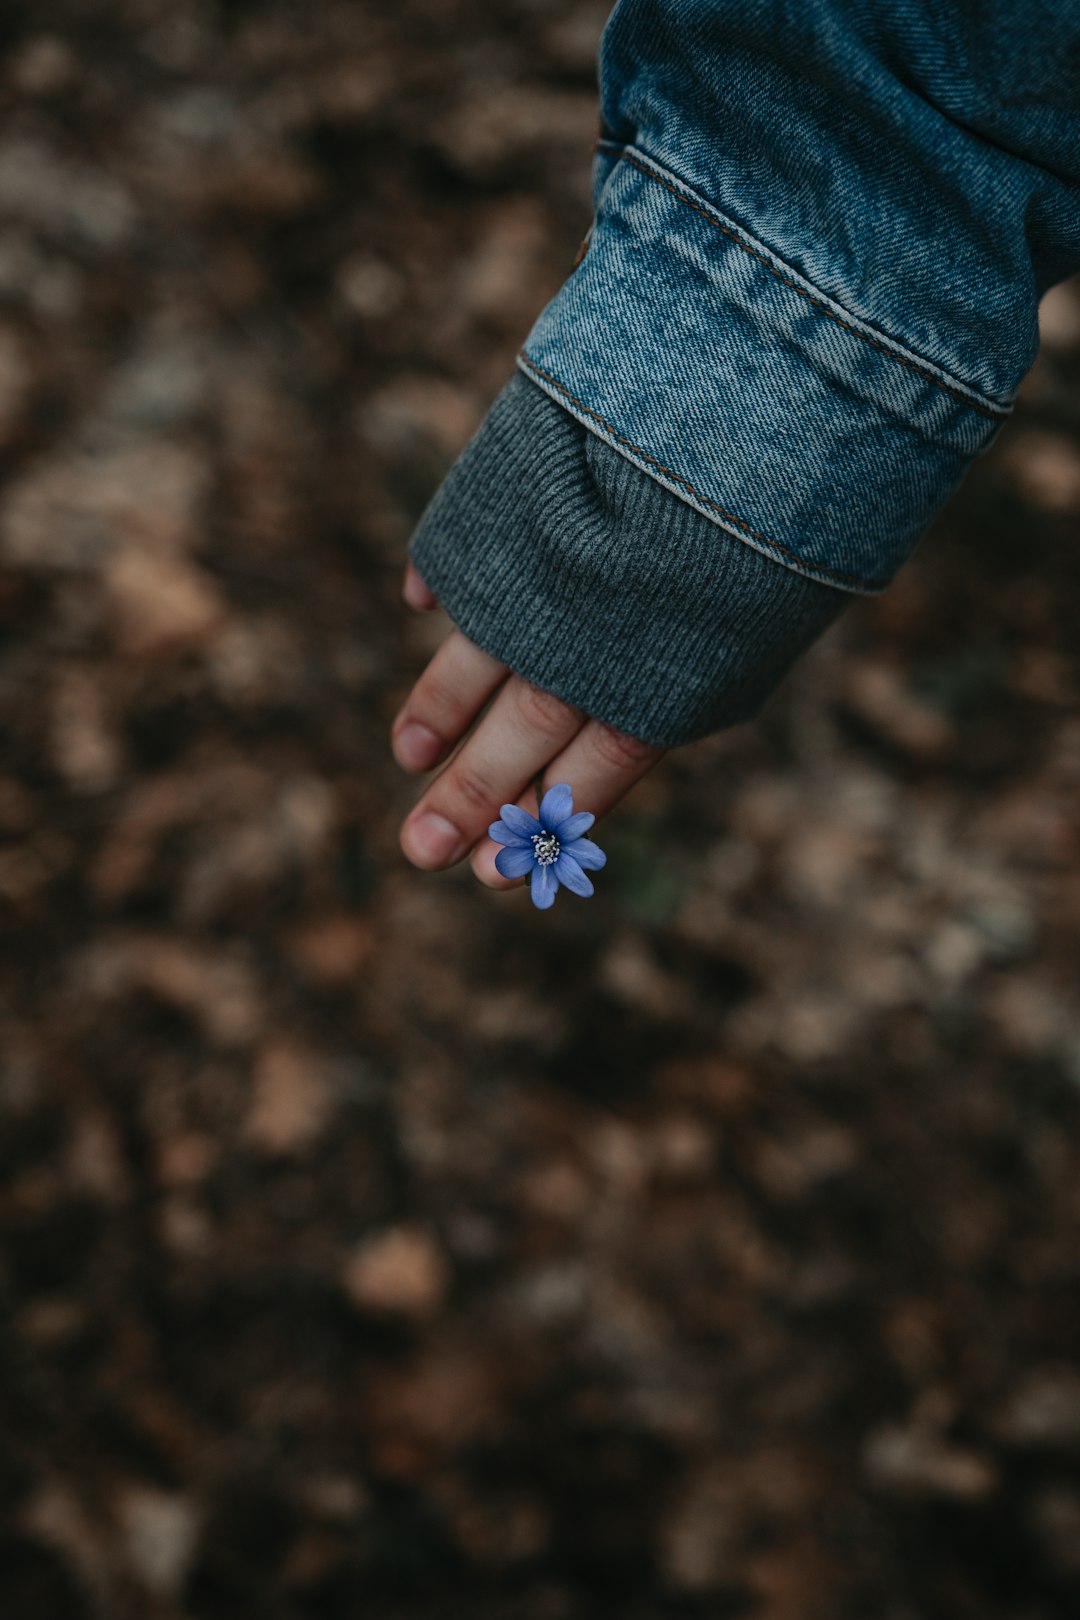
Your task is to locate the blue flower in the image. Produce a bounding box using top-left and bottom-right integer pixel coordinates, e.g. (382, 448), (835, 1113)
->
(487, 782), (607, 910)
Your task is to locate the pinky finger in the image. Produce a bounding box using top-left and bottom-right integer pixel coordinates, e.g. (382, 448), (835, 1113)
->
(403, 563), (439, 611)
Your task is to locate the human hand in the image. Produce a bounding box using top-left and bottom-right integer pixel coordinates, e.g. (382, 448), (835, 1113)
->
(393, 563), (664, 889)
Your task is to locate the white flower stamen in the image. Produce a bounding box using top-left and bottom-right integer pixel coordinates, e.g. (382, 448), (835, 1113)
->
(531, 831), (560, 866)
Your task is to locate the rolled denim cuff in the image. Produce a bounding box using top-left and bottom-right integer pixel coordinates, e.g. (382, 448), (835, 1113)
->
(408, 371), (849, 749)
(519, 144), (1011, 595)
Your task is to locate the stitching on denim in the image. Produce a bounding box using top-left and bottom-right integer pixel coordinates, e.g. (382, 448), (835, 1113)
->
(518, 351), (881, 591)
(616, 150), (1006, 421)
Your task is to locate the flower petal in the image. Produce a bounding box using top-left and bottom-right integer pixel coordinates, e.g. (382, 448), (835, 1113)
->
(555, 810), (595, 841)
(498, 803), (542, 838)
(554, 851), (593, 897)
(488, 820), (529, 847)
(495, 844), (535, 880)
(539, 782), (573, 830)
(530, 861), (558, 910)
(563, 836), (606, 871)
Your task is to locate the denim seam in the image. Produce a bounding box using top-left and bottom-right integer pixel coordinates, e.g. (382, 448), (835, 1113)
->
(517, 350), (882, 592)
(605, 144), (1010, 420)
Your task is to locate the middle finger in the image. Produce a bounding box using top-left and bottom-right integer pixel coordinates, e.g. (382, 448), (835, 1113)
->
(400, 676), (584, 868)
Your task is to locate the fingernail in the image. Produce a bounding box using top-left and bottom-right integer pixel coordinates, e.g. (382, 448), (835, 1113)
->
(394, 721), (442, 771)
(404, 811), (463, 867)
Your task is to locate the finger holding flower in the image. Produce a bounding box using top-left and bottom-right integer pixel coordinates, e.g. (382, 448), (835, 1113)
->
(489, 783), (606, 910)
(394, 568), (663, 896)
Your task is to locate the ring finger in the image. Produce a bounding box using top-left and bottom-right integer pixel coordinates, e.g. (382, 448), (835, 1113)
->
(391, 630), (507, 774)
(400, 676), (585, 869)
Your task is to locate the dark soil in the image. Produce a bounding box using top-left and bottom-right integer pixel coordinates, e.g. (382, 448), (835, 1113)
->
(1, 4), (1079, 1618)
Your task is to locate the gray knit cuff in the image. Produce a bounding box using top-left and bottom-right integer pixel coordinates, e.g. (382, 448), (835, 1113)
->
(407, 372), (851, 749)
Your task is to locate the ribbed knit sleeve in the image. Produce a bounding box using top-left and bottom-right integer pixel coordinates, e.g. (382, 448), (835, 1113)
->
(410, 3), (1080, 750)
(408, 371), (849, 749)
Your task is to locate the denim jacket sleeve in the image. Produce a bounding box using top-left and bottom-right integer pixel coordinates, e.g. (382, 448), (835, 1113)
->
(410, 0), (1080, 745)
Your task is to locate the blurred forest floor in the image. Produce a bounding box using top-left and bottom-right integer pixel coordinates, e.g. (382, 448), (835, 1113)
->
(1, 3), (1080, 1618)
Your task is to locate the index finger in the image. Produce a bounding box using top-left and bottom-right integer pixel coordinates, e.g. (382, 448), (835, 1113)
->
(470, 718), (664, 888)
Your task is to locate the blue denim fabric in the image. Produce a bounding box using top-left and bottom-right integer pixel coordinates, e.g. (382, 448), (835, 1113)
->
(519, 0), (1080, 594)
